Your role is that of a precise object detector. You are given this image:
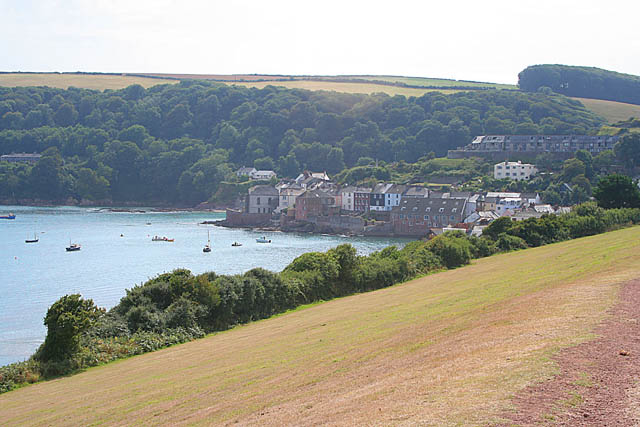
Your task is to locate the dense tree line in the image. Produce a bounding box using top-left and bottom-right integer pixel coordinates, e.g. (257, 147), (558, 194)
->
(519, 64), (640, 105)
(0, 81), (603, 205)
(3, 199), (640, 391)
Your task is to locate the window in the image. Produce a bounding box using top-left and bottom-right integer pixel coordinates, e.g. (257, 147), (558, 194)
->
(424, 215), (429, 220)
(439, 208), (444, 212)
(452, 208), (457, 213)
(257, 197), (261, 205)
(426, 207), (431, 212)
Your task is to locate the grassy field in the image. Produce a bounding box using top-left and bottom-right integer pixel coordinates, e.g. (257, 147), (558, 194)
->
(2, 226), (639, 425)
(0, 73), (177, 90)
(344, 75), (517, 90)
(224, 80), (460, 97)
(573, 97), (640, 123)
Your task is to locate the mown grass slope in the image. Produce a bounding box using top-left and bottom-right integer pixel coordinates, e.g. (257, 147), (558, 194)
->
(2, 227), (640, 425)
(573, 97), (640, 123)
(0, 73), (177, 90)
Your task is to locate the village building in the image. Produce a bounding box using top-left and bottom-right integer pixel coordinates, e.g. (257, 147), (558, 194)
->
(449, 134), (619, 159)
(354, 187), (371, 212)
(236, 166), (257, 177)
(494, 161), (538, 181)
(402, 186), (429, 199)
(391, 197), (467, 236)
(295, 189), (337, 221)
(370, 183), (392, 211)
(340, 186), (357, 211)
(1, 153), (42, 164)
(295, 171), (331, 188)
(276, 185), (305, 213)
(250, 170), (277, 180)
(245, 185), (279, 214)
(496, 197), (524, 215)
(384, 184), (407, 211)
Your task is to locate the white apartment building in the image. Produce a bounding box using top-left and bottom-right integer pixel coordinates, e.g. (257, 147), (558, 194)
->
(494, 161), (537, 181)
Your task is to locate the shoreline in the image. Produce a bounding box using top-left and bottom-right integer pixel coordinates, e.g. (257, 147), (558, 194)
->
(0, 201), (228, 213)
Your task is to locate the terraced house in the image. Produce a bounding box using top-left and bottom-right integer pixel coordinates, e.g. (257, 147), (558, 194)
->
(449, 134), (619, 159)
(391, 197), (466, 236)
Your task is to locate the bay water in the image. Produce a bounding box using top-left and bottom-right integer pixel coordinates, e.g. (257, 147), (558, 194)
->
(0, 206), (410, 366)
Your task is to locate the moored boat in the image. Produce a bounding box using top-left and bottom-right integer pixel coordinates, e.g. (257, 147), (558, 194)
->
(231, 242), (242, 247)
(152, 236), (174, 242)
(66, 241), (81, 251)
(1, 213), (16, 219)
(256, 236), (271, 243)
(203, 230), (212, 252)
(25, 233), (39, 243)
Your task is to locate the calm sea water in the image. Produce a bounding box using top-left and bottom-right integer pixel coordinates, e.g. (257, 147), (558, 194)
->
(0, 206), (410, 366)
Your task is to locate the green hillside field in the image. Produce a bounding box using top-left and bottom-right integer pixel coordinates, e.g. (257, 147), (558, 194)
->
(1, 226), (639, 425)
(573, 97), (640, 123)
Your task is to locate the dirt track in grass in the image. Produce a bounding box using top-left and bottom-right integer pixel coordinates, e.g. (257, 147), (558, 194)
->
(500, 278), (640, 426)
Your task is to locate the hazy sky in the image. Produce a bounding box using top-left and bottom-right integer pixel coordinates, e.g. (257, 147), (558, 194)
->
(2, 0), (639, 84)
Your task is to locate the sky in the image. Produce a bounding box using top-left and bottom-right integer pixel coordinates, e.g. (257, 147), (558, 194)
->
(1, 0), (639, 84)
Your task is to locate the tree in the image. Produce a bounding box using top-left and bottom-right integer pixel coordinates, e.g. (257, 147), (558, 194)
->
(74, 167), (110, 200)
(593, 174), (640, 208)
(614, 133), (640, 170)
(54, 103), (78, 127)
(575, 149), (594, 179)
(561, 158), (586, 182)
(37, 294), (103, 363)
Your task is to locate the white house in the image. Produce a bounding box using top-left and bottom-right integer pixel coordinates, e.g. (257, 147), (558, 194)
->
(384, 184), (407, 211)
(341, 186), (356, 211)
(496, 197), (524, 214)
(236, 166), (256, 177)
(250, 170), (277, 180)
(494, 161), (538, 181)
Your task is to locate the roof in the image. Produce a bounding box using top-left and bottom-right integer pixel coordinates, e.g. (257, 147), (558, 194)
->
(237, 166), (256, 174)
(533, 204), (554, 213)
(386, 184), (408, 194)
(485, 191), (521, 199)
(248, 185), (279, 196)
(372, 183), (393, 194)
(298, 189), (334, 199)
(1, 153), (42, 158)
(403, 186), (429, 197)
(448, 191), (472, 199)
(392, 197), (466, 215)
(521, 192), (539, 200)
(279, 186), (305, 196)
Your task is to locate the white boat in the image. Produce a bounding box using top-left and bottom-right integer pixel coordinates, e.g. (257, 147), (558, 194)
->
(256, 236), (271, 243)
(203, 230), (211, 252)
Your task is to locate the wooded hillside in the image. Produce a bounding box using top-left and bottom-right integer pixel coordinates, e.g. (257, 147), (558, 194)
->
(0, 82), (602, 204)
(519, 64), (640, 105)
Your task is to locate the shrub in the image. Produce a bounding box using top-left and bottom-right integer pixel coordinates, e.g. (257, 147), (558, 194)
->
(495, 233), (528, 252)
(425, 232), (473, 269)
(36, 294), (103, 363)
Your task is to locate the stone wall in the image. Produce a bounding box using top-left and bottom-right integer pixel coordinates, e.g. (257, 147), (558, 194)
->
(224, 209), (272, 227)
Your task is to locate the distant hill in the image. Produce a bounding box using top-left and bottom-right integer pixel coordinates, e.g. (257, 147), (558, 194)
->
(0, 72), (514, 96)
(1, 226), (639, 424)
(519, 64), (640, 106)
